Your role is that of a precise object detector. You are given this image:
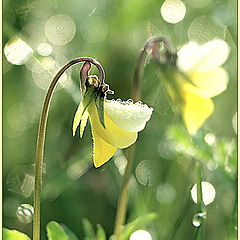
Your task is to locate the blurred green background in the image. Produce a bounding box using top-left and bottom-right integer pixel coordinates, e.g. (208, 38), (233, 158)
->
(3, 0), (237, 239)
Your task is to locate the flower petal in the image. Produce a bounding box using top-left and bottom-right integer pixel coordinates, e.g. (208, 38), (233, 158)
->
(105, 99), (153, 132)
(177, 40), (230, 72)
(80, 111), (89, 138)
(189, 67), (228, 98)
(91, 128), (117, 168)
(181, 84), (214, 135)
(88, 102), (138, 148)
(72, 103), (84, 136)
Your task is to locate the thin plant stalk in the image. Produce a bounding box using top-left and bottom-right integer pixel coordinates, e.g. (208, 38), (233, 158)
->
(33, 57), (105, 240)
(114, 37), (171, 239)
(195, 160), (206, 240)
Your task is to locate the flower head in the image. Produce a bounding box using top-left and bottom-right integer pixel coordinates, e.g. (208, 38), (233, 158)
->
(167, 39), (230, 135)
(73, 75), (153, 167)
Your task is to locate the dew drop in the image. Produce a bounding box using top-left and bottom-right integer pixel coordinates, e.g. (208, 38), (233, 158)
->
(16, 204), (34, 224)
(192, 212), (207, 227)
(126, 99), (134, 104)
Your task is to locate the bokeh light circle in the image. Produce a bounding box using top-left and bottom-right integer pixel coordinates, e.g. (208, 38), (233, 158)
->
(80, 16), (108, 43)
(186, 0), (211, 8)
(45, 15), (76, 46)
(156, 183), (176, 204)
(130, 230), (152, 240)
(232, 112), (237, 134)
(188, 15), (225, 44)
(161, 0), (186, 24)
(191, 181), (216, 205)
(135, 160), (161, 186)
(37, 43), (53, 56)
(4, 38), (33, 65)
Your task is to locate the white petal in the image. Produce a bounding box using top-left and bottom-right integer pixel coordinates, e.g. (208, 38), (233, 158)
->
(177, 42), (202, 72)
(177, 40), (230, 72)
(105, 99), (153, 132)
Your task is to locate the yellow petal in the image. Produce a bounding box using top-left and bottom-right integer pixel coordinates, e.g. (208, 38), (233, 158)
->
(72, 103), (84, 136)
(88, 102), (138, 148)
(189, 67), (228, 98)
(80, 111), (89, 138)
(181, 84), (214, 135)
(91, 128), (117, 168)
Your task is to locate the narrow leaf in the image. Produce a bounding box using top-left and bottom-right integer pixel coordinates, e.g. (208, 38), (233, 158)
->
(96, 224), (107, 240)
(47, 221), (70, 240)
(82, 218), (95, 240)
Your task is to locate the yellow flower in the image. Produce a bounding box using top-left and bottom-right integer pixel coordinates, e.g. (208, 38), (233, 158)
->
(72, 76), (153, 168)
(174, 39), (230, 135)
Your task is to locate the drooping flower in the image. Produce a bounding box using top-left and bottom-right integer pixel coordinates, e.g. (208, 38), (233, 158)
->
(167, 39), (230, 135)
(73, 76), (153, 168)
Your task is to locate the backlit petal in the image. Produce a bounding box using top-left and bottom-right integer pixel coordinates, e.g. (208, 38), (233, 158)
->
(189, 67), (228, 98)
(80, 111), (89, 138)
(88, 102), (138, 148)
(91, 128), (117, 168)
(72, 103), (84, 136)
(181, 84), (214, 135)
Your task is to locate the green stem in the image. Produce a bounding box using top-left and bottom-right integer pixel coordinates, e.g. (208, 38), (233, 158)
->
(113, 37), (171, 239)
(113, 146), (135, 239)
(33, 57), (105, 240)
(195, 161), (205, 240)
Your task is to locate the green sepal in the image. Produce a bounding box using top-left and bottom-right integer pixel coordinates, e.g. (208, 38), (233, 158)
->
(81, 85), (98, 117)
(95, 91), (106, 129)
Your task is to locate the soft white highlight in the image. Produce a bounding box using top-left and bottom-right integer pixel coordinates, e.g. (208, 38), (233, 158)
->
(4, 38), (33, 65)
(177, 39), (230, 72)
(191, 181), (216, 206)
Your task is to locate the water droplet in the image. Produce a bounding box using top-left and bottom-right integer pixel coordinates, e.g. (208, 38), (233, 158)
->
(16, 204), (34, 224)
(126, 99), (134, 104)
(116, 98), (122, 103)
(192, 212), (207, 227)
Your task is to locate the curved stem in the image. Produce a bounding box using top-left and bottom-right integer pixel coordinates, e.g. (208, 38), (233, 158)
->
(33, 57), (105, 240)
(114, 37), (171, 239)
